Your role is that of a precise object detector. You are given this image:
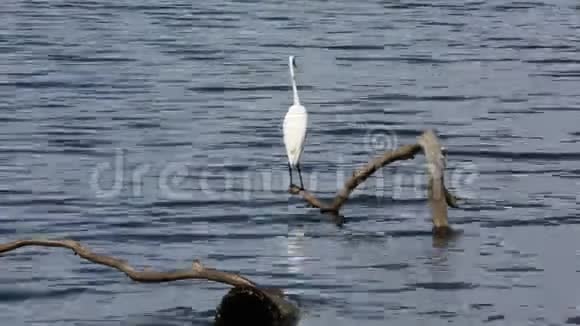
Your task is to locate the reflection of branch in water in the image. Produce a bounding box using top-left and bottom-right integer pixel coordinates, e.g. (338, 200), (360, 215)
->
(288, 130), (460, 237)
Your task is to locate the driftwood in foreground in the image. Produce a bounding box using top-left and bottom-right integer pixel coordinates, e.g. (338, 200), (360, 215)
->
(289, 129), (458, 235)
(215, 287), (299, 326)
(0, 240), (299, 326)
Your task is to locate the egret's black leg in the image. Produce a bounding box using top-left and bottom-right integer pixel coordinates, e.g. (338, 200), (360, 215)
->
(287, 162), (293, 188)
(296, 163), (305, 190)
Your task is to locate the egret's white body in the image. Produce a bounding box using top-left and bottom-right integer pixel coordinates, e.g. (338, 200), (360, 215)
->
(283, 106), (307, 167)
(283, 56), (308, 189)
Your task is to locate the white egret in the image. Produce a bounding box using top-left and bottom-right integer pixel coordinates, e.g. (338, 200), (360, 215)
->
(283, 55), (308, 190)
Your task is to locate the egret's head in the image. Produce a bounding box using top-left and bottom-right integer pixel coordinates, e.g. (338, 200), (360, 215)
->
(289, 56), (297, 69)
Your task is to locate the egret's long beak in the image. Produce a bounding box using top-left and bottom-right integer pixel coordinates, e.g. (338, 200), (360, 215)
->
(292, 57), (297, 69)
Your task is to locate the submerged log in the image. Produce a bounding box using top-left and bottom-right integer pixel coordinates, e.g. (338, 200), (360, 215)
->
(215, 287), (299, 326)
(0, 239), (299, 325)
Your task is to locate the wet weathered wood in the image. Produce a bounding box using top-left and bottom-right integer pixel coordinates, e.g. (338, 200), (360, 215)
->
(289, 129), (459, 234)
(215, 286), (299, 326)
(418, 129), (451, 233)
(0, 239), (255, 286)
(0, 239), (299, 324)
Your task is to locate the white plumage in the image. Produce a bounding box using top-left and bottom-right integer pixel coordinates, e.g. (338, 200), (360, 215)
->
(283, 55), (308, 189)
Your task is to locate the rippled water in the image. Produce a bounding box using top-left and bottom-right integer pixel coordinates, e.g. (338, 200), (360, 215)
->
(1, 0), (580, 325)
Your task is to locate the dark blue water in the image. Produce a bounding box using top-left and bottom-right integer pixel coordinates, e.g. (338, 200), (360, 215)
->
(1, 0), (580, 325)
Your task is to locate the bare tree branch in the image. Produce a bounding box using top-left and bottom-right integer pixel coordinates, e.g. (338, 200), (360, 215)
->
(288, 186), (332, 211)
(329, 144), (423, 211)
(1, 239), (301, 325)
(417, 130), (450, 230)
(288, 130), (459, 228)
(0, 239), (256, 288)
(289, 144), (422, 212)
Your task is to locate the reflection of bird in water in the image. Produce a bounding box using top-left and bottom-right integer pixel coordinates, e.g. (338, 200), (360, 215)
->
(285, 226), (306, 276)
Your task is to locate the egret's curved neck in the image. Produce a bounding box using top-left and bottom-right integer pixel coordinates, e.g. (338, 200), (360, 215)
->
(289, 62), (300, 105)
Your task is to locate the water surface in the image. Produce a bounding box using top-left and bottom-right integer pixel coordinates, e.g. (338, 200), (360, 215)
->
(1, 0), (580, 325)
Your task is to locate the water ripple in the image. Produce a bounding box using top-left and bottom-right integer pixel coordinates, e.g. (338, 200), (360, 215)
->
(1, 0), (579, 325)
